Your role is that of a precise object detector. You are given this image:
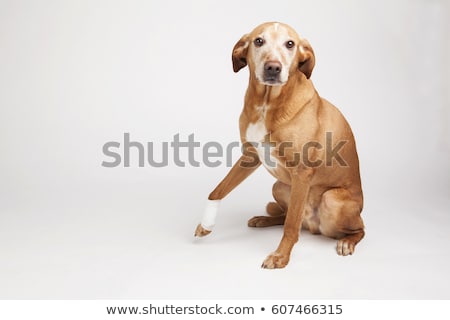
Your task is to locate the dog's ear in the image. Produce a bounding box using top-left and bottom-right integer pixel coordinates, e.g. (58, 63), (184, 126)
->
(297, 38), (315, 79)
(232, 34), (249, 73)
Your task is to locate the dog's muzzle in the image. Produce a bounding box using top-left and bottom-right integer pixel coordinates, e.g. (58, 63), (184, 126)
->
(263, 61), (282, 84)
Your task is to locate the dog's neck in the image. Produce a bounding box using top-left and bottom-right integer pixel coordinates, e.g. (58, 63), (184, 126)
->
(250, 81), (284, 102)
(244, 72), (316, 126)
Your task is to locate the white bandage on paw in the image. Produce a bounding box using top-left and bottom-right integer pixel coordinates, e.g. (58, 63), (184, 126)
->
(200, 200), (221, 231)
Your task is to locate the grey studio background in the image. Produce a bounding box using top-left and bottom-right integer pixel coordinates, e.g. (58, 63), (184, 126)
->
(0, 0), (449, 299)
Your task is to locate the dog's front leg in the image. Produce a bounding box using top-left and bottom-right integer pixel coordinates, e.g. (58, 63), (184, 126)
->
(261, 168), (313, 269)
(194, 154), (261, 237)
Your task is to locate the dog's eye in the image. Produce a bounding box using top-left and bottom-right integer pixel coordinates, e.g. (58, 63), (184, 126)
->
(254, 38), (264, 47)
(286, 40), (295, 49)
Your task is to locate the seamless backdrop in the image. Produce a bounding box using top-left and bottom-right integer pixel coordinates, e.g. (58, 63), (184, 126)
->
(0, 0), (449, 299)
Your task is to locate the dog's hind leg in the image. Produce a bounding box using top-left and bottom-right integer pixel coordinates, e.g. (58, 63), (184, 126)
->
(248, 180), (290, 227)
(317, 188), (365, 256)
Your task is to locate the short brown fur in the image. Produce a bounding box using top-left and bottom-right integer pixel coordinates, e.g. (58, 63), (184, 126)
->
(196, 22), (364, 268)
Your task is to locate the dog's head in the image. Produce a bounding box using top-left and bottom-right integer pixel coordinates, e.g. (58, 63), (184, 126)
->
(232, 22), (315, 86)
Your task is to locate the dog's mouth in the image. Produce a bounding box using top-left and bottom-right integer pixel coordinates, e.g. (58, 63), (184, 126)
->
(256, 71), (286, 86)
(261, 77), (285, 86)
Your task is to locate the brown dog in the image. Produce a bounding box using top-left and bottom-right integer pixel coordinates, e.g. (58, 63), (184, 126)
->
(195, 22), (364, 269)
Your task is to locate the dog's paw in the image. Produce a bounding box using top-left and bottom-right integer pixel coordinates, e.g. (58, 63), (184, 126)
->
(248, 215), (285, 228)
(194, 224), (211, 237)
(261, 252), (289, 269)
(248, 216), (270, 227)
(336, 239), (355, 256)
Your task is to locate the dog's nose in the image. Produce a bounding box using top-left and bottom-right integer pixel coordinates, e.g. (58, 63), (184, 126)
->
(264, 61), (282, 78)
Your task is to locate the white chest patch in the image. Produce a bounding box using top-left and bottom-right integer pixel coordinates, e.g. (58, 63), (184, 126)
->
(245, 109), (279, 172)
(246, 119), (267, 144)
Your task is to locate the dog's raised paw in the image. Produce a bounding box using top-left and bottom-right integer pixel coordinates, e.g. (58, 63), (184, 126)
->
(261, 252), (289, 269)
(194, 224), (211, 237)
